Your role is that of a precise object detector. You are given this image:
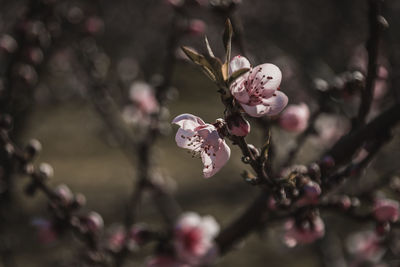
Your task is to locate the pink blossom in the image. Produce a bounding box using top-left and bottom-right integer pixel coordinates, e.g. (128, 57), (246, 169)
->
(174, 212), (219, 265)
(346, 231), (385, 263)
(284, 217), (325, 247)
(145, 255), (188, 267)
(373, 198), (399, 222)
(279, 103), (310, 132)
(187, 19), (206, 36)
(129, 81), (159, 114)
(229, 55), (288, 117)
(172, 114), (231, 178)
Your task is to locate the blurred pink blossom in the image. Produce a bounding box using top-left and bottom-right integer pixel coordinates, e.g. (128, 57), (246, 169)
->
(187, 19), (206, 36)
(347, 231), (385, 264)
(174, 212), (220, 265)
(373, 198), (399, 222)
(229, 55), (288, 117)
(172, 114), (230, 178)
(129, 81), (159, 114)
(279, 103), (310, 132)
(284, 217), (325, 247)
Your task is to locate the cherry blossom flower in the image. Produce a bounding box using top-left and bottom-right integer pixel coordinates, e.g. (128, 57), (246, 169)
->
(279, 103), (310, 132)
(284, 217), (325, 247)
(373, 198), (399, 222)
(172, 114), (231, 178)
(346, 231), (386, 264)
(129, 81), (159, 114)
(174, 212), (220, 265)
(229, 55), (288, 117)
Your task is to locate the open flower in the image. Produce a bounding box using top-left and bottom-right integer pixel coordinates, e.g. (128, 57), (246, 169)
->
(174, 212), (220, 265)
(279, 103), (310, 132)
(229, 55), (288, 117)
(172, 114), (230, 178)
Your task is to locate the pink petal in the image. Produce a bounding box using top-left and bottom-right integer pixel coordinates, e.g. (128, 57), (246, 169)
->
(240, 103), (271, 118)
(230, 76), (250, 103)
(175, 128), (197, 150)
(249, 63), (282, 98)
(172, 114), (205, 131)
(262, 91), (288, 116)
(201, 140), (230, 178)
(229, 55), (251, 76)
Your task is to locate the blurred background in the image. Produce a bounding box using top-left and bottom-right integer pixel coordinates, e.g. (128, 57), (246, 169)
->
(1, 0), (400, 266)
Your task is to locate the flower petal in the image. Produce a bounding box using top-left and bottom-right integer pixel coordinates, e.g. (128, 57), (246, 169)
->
(229, 55), (251, 76)
(201, 140), (230, 178)
(172, 113), (205, 131)
(175, 128), (196, 149)
(240, 103), (271, 117)
(262, 91), (288, 116)
(249, 63), (282, 99)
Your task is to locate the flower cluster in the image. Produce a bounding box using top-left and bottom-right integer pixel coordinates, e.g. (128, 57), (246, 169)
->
(172, 55), (288, 177)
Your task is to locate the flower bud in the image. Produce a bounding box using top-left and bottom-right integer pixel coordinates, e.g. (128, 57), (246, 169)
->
(226, 113), (250, 137)
(39, 163), (54, 179)
(54, 184), (73, 205)
(373, 198), (399, 222)
(86, 211), (104, 233)
(187, 19), (206, 36)
(25, 139), (42, 159)
(85, 16), (104, 35)
(0, 34), (18, 53)
(279, 103), (310, 132)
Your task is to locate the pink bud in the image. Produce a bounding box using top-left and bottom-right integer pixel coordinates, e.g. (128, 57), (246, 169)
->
(284, 217), (325, 247)
(279, 103), (310, 132)
(85, 16), (104, 35)
(373, 198), (399, 222)
(226, 114), (250, 137)
(187, 19), (206, 36)
(86, 211), (104, 232)
(0, 34), (18, 53)
(54, 184), (73, 205)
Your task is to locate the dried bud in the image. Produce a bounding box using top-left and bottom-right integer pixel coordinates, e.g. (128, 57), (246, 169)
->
(25, 139), (42, 159)
(54, 184), (73, 205)
(86, 212), (104, 233)
(226, 113), (250, 137)
(0, 114), (13, 130)
(39, 163), (54, 179)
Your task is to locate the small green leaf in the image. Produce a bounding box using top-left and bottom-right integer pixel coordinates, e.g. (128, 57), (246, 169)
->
(227, 67), (250, 84)
(204, 36), (215, 57)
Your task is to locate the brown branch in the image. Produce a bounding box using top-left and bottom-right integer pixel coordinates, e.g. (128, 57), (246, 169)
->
(355, 0), (385, 127)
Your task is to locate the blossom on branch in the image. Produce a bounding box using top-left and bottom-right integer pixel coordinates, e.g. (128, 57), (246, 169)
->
(373, 198), (399, 223)
(229, 55), (288, 117)
(172, 114), (230, 178)
(174, 212), (220, 265)
(279, 103), (310, 132)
